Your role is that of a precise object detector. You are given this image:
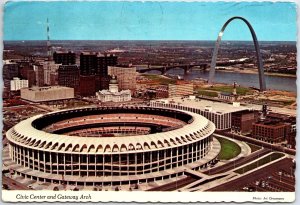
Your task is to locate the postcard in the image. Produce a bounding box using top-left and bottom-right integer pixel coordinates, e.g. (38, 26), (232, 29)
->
(1, 0), (297, 203)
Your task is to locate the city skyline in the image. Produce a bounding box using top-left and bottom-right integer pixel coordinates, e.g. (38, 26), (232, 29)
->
(4, 1), (297, 41)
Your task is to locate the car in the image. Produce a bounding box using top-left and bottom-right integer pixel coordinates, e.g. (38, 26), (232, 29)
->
(248, 187), (255, 192)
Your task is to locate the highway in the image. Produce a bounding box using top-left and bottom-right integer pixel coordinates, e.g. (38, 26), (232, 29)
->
(206, 158), (294, 191)
(203, 148), (271, 175)
(215, 131), (296, 155)
(147, 175), (199, 191)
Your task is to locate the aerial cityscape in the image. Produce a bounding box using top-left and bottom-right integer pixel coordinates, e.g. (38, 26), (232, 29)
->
(2, 1), (296, 199)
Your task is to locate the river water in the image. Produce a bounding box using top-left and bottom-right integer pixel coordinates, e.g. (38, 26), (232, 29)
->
(141, 68), (297, 93)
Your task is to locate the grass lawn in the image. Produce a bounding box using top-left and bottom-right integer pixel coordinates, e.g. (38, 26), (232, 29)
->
(142, 74), (177, 84)
(206, 85), (252, 95)
(197, 90), (218, 97)
(234, 152), (285, 174)
(216, 137), (241, 160)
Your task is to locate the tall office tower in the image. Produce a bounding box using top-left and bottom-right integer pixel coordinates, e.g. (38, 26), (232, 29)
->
(58, 65), (80, 93)
(53, 51), (76, 65)
(80, 52), (97, 75)
(80, 52), (118, 76)
(95, 54), (118, 90)
(42, 61), (60, 85)
(80, 52), (118, 92)
(3, 61), (20, 88)
(27, 69), (36, 87)
(96, 54), (118, 76)
(33, 64), (45, 87)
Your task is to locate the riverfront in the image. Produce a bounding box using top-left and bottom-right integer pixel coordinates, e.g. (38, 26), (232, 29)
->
(142, 69), (296, 93)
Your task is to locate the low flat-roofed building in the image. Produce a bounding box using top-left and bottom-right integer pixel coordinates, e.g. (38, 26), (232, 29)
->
(150, 97), (250, 130)
(21, 86), (74, 102)
(218, 92), (237, 102)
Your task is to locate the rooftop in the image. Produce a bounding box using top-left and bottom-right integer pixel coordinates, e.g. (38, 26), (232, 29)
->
(254, 120), (286, 127)
(54, 51), (74, 54)
(24, 86), (73, 92)
(97, 89), (131, 95)
(152, 97), (250, 114)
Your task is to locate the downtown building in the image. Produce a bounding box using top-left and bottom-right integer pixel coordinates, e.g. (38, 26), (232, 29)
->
(231, 110), (255, 134)
(96, 76), (131, 102)
(10, 77), (29, 91)
(3, 60), (20, 88)
(33, 63), (44, 87)
(150, 97), (251, 130)
(146, 85), (169, 99)
(79, 52), (118, 96)
(168, 82), (193, 98)
(43, 61), (61, 86)
(252, 121), (287, 144)
(252, 112), (296, 146)
(58, 65), (80, 94)
(17, 60), (36, 87)
(108, 66), (137, 93)
(53, 51), (76, 65)
(21, 86), (74, 102)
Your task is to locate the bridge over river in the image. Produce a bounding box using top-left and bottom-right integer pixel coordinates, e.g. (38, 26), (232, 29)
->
(138, 63), (208, 75)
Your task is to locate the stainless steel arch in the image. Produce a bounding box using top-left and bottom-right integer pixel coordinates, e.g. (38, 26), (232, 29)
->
(208, 16), (266, 91)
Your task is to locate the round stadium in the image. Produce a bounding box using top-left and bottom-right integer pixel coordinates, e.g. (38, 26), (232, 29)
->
(5, 106), (220, 189)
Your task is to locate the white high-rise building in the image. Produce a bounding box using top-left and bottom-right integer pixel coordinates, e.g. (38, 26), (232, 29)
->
(43, 61), (60, 85)
(10, 77), (28, 91)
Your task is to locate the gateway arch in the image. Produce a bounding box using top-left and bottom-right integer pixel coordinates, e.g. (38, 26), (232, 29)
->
(208, 16), (266, 91)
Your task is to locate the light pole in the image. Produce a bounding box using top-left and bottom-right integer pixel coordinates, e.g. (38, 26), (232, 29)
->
(176, 173), (178, 190)
(279, 171), (282, 182)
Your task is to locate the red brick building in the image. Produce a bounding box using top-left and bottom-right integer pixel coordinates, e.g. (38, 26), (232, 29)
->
(79, 75), (96, 97)
(252, 121), (287, 144)
(286, 131), (296, 149)
(231, 110), (255, 134)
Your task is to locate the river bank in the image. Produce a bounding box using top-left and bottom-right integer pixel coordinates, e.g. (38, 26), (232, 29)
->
(216, 68), (296, 78)
(135, 64), (296, 78)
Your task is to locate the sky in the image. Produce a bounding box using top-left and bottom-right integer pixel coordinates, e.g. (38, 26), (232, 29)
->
(3, 1), (297, 41)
